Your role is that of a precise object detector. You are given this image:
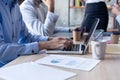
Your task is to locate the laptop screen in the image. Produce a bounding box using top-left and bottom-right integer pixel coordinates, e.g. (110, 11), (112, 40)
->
(82, 18), (100, 54)
(84, 18), (100, 45)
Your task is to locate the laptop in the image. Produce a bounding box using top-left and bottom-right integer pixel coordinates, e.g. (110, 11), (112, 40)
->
(47, 18), (100, 54)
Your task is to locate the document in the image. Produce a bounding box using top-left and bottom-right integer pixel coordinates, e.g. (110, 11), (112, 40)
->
(36, 55), (100, 71)
(0, 62), (76, 80)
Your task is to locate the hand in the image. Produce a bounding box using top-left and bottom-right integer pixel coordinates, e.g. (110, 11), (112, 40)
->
(39, 37), (73, 50)
(42, 0), (54, 12)
(112, 5), (120, 16)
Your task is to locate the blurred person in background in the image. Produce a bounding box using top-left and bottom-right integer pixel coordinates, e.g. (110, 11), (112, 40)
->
(81, 0), (109, 32)
(20, 0), (72, 36)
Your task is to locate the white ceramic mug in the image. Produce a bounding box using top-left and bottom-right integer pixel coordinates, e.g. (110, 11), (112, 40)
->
(91, 40), (106, 60)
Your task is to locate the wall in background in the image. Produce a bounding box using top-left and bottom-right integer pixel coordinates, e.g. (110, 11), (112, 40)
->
(55, 0), (84, 27)
(55, 0), (69, 27)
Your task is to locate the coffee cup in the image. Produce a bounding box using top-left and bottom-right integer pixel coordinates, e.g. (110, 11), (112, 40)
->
(73, 28), (81, 42)
(91, 40), (106, 60)
(110, 31), (120, 44)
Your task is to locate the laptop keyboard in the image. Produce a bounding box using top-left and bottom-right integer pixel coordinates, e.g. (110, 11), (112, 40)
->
(62, 44), (85, 51)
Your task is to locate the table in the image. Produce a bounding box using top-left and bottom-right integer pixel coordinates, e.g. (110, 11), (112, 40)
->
(1, 53), (120, 80)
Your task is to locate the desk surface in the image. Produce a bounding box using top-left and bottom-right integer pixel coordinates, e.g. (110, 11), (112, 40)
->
(1, 53), (120, 80)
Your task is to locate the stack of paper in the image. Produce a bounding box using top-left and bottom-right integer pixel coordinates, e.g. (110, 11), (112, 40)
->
(89, 44), (120, 54)
(0, 62), (76, 80)
(106, 44), (120, 54)
(36, 55), (100, 71)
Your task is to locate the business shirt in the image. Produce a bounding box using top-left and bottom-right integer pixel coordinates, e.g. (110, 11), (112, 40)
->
(20, 0), (69, 36)
(0, 0), (48, 66)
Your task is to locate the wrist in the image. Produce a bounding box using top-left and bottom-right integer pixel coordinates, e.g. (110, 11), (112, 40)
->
(39, 42), (46, 50)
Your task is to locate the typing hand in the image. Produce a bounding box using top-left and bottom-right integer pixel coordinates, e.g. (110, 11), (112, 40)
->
(39, 37), (73, 50)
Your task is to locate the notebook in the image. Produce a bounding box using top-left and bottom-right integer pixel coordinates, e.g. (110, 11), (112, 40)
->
(0, 62), (76, 80)
(47, 18), (100, 54)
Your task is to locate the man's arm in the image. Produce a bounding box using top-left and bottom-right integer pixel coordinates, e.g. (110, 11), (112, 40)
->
(0, 20), (72, 65)
(0, 8), (49, 64)
(0, 21), (41, 64)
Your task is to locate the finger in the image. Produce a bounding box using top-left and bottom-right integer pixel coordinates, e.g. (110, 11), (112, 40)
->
(57, 37), (67, 40)
(61, 39), (73, 45)
(55, 44), (64, 49)
(58, 40), (67, 44)
(63, 40), (72, 48)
